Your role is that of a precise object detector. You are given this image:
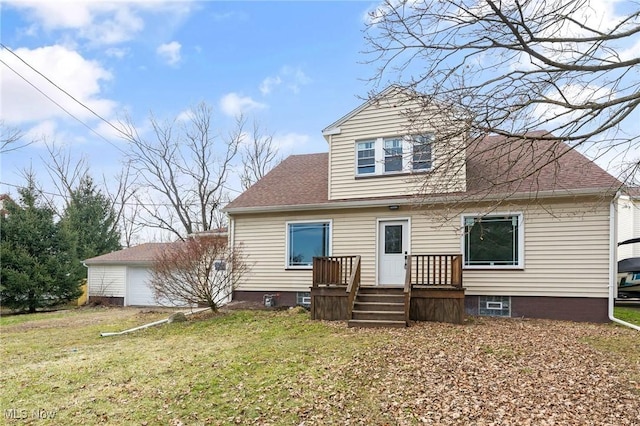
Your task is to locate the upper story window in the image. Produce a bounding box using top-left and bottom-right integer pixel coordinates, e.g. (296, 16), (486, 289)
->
(462, 213), (524, 269)
(412, 134), (433, 170)
(356, 141), (376, 175)
(355, 134), (434, 177)
(384, 138), (403, 172)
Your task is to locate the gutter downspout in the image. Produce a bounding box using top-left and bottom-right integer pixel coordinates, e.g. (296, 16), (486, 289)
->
(100, 307), (210, 337)
(608, 196), (640, 331)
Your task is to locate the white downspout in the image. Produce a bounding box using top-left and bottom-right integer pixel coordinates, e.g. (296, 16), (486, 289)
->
(608, 196), (640, 331)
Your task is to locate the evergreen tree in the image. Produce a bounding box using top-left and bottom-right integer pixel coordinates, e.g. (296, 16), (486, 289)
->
(0, 177), (82, 312)
(61, 176), (121, 275)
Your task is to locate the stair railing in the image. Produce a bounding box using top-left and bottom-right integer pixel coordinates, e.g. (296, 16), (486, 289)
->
(346, 255), (361, 317)
(404, 254), (412, 325)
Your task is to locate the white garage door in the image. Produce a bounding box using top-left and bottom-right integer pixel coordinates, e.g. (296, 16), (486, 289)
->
(126, 267), (156, 306)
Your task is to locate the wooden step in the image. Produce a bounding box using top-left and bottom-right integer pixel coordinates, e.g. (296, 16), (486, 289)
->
(357, 287), (404, 295)
(355, 293), (404, 303)
(351, 310), (404, 321)
(348, 319), (407, 328)
(353, 301), (404, 312)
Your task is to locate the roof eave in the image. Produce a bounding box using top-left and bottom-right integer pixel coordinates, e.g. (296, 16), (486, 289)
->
(224, 187), (617, 215)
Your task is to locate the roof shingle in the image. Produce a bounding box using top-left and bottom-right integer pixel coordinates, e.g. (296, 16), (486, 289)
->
(224, 134), (619, 212)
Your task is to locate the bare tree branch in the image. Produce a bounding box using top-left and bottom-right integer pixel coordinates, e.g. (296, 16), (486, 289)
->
(0, 121), (31, 154)
(364, 0), (639, 187)
(119, 102), (244, 240)
(240, 121), (282, 191)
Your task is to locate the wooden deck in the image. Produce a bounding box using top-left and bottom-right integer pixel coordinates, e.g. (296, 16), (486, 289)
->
(311, 254), (465, 326)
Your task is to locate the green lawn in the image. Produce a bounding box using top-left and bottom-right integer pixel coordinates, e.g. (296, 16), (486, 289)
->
(614, 306), (640, 326)
(1, 307), (638, 425)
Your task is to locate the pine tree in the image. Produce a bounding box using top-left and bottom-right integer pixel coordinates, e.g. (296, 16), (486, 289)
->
(61, 176), (121, 276)
(0, 177), (82, 312)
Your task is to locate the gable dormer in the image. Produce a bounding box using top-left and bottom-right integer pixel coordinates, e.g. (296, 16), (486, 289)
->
(322, 86), (467, 201)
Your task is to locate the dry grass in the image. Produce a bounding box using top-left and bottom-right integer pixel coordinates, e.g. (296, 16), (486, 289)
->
(1, 307), (638, 425)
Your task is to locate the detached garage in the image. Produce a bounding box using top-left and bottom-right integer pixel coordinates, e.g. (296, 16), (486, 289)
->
(84, 243), (187, 307)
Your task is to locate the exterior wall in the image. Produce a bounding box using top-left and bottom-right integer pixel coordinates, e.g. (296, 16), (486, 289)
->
(617, 195), (640, 259)
(327, 90), (467, 200)
(231, 197), (612, 301)
(465, 295), (609, 323)
(87, 265), (126, 298)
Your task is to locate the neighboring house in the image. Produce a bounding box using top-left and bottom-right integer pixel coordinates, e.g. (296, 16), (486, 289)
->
(224, 87), (620, 324)
(618, 187), (640, 260)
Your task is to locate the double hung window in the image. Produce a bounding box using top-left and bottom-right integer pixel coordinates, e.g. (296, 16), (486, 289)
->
(355, 134), (433, 176)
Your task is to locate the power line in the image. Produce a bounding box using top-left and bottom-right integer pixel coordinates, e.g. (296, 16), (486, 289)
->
(0, 180), (239, 207)
(0, 57), (126, 154)
(0, 43), (129, 142)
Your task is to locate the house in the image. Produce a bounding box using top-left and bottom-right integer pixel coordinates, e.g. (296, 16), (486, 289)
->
(84, 230), (230, 307)
(223, 87), (620, 324)
(618, 187), (640, 260)
(617, 187), (640, 297)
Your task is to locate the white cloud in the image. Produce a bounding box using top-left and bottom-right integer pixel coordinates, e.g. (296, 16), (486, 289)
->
(259, 66), (311, 96)
(24, 120), (58, 144)
(6, 1), (193, 46)
(104, 47), (130, 59)
(156, 41), (182, 66)
(219, 93), (266, 117)
(0, 45), (117, 125)
(259, 76), (282, 95)
(272, 132), (310, 151)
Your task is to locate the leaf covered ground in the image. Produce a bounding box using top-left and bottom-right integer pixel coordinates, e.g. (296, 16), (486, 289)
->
(1, 307), (638, 425)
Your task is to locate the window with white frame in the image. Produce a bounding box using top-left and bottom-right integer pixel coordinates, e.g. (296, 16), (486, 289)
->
(412, 134), (433, 170)
(287, 221), (331, 268)
(463, 214), (523, 268)
(356, 141), (376, 175)
(355, 134), (434, 176)
(384, 137), (403, 172)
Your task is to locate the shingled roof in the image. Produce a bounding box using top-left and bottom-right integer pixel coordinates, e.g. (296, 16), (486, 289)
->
(224, 135), (619, 212)
(84, 243), (174, 265)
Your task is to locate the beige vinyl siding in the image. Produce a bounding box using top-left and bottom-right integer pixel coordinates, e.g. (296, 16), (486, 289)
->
(328, 91), (467, 200)
(87, 265), (126, 297)
(232, 197), (612, 299)
(463, 202), (611, 298)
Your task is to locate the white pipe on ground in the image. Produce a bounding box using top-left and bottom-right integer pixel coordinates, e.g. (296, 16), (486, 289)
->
(100, 307), (210, 337)
(608, 197), (640, 331)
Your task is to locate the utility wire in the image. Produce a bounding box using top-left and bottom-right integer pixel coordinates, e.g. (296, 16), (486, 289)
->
(0, 57), (127, 155)
(1, 43), (129, 141)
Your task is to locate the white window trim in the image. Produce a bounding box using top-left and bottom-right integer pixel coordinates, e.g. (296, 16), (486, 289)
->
(460, 212), (525, 270)
(285, 219), (333, 270)
(355, 135), (433, 177)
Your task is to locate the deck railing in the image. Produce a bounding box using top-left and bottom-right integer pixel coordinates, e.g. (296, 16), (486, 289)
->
(406, 254), (463, 288)
(312, 256), (359, 287)
(345, 256), (361, 317)
(404, 255), (413, 325)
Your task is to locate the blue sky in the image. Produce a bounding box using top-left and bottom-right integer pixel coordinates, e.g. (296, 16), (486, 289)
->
(1, 1), (380, 199)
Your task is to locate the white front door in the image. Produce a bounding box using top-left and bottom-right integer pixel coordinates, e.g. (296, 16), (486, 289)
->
(378, 220), (409, 286)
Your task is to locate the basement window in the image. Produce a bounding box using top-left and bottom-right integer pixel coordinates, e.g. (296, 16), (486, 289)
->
(479, 296), (511, 317)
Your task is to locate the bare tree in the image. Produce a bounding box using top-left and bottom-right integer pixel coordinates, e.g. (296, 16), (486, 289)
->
(43, 140), (89, 211)
(364, 0), (640, 187)
(150, 234), (248, 311)
(105, 160), (142, 247)
(119, 102), (244, 240)
(240, 121), (281, 190)
(1, 121), (31, 154)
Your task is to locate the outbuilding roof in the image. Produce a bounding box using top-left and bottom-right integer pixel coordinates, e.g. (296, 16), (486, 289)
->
(224, 134), (619, 213)
(84, 243), (174, 265)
